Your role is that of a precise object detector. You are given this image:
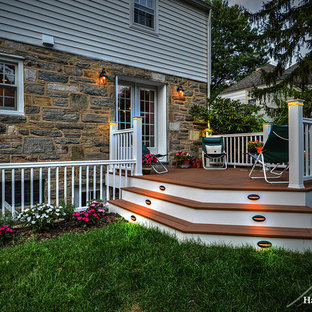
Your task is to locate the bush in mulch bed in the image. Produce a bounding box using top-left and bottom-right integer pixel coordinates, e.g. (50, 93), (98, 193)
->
(1, 200), (123, 249)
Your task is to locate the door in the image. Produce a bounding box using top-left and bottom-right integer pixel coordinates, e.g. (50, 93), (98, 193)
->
(117, 83), (157, 154)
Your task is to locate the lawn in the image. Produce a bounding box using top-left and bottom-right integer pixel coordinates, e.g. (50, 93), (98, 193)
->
(1, 222), (312, 312)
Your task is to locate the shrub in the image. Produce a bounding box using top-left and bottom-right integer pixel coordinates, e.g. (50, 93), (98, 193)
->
(17, 203), (67, 231)
(0, 225), (13, 245)
(59, 200), (75, 221)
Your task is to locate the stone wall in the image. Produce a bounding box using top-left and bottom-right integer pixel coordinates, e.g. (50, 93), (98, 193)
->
(0, 39), (207, 165)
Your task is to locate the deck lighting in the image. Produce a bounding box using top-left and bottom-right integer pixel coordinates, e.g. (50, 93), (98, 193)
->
(130, 215), (137, 222)
(177, 85), (184, 97)
(257, 241), (272, 248)
(145, 199), (151, 205)
(248, 194), (260, 201)
(99, 68), (108, 84)
(252, 215), (266, 222)
(159, 185), (166, 191)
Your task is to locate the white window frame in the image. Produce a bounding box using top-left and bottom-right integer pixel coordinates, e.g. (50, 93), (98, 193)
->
(130, 0), (159, 35)
(0, 54), (24, 116)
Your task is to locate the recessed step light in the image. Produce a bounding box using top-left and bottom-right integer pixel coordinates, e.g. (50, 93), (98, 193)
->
(130, 215), (136, 222)
(159, 185), (166, 191)
(248, 194), (260, 201)
(257, 241), (272, 248)
(252, 215), (266, 222)
(145, 199), (151, 205)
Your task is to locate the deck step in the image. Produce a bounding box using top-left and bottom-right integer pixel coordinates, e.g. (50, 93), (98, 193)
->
(109, 199), (312, 239)
(122, 187), (312, 213)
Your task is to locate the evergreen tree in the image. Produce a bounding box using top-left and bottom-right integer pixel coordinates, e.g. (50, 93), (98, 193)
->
(207, 0), (268, 97)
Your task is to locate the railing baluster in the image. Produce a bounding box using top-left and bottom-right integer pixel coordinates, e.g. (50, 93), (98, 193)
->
(11, 169), (15, 217)
(21, 168), (24, 212)
(113, 164), (116, 200)
(56, 167), (59, 207)
(125, 165), (128, 188)
(119, 164), (122, 198)
(64, 167), (67, 202)
(309, 125), (312, 177)
(79, 166), (82, 208)
(30, 168), (33, 208)
(48, 168), (51, 205)
(86, 165), (89, 203)
(100, 165), (103, 200)
(2, 169), (5, 217)
(39, 167), (42, 203)
(93, 165), (96, 199)
(72, 166), (75, 205)
(106, 165), (110, 202)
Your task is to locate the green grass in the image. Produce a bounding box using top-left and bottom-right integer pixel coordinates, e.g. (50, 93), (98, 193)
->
(1, 223), (312, 312)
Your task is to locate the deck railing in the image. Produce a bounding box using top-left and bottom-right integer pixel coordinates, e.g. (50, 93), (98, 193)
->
(0, 159), (135, 217)
(303, 118), (312, 180)
(222, 132), (263, 167)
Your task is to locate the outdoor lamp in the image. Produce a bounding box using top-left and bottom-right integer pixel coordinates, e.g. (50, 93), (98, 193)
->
(177, 85), (184, 97)
(99, 68), (108, 84)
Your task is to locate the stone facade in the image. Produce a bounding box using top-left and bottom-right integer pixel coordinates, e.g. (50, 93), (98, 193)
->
(0, 39), (207, 165)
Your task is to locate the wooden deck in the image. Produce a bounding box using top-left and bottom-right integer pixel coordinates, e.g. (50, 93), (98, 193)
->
(136, 168), (312, 192)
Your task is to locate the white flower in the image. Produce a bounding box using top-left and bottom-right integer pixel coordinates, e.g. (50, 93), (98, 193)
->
(27, 217), (31, 222)
(31, 220), (36, 224)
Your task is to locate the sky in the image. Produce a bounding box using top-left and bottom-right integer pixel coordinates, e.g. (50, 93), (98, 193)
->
(227, 0), (265, 12)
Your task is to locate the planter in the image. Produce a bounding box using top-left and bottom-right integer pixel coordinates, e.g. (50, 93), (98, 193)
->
(179, 159), (191, 169)
(142, 167), (152, 175)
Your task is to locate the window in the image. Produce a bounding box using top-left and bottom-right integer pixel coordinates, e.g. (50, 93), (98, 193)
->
(117, 85), (132, 130)
(131, 0), (158, 33)
(0, 55), (24, 115)
(247, 90), (256, 105)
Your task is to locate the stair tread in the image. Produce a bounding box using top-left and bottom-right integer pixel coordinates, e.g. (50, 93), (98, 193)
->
(122, 187), (312, 213)
(109, 199), (312, 239)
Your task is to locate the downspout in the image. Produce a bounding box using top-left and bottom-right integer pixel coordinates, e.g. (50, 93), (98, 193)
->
(206, 8), (212, 134)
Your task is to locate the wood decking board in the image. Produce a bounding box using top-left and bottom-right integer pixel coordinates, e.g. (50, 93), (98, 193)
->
(122, 187), (312, 213)
(109, 199), (312, 239)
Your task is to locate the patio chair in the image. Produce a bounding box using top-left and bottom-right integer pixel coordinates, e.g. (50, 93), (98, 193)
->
(142, 144), (168, 174)
(249, 124), (289, 183)
(202, 137), (227, 170)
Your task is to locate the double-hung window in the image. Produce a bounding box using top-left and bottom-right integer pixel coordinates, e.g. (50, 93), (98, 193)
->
(0, 55), (24, 115)
(131, 0), (158, 33)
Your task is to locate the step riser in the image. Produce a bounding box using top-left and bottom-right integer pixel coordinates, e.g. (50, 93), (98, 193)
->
(122, 190), (312, 228)
(109, 203), (312, 253)
(111, 175), (307, 206)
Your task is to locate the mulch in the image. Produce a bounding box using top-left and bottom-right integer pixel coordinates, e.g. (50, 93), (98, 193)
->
(1, 212), (123, 249)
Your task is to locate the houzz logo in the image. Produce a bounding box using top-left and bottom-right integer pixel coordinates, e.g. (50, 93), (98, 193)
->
(287, 285), (312, 308)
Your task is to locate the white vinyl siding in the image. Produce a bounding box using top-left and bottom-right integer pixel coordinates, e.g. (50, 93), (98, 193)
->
(0, 0), (208, 82)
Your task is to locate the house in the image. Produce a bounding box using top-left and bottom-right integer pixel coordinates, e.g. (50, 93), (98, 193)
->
(0, 0), (212, 165)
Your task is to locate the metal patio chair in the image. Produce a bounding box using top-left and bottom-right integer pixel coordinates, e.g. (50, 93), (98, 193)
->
(142, 144), (168, 174)
(202, 137), (227, 170)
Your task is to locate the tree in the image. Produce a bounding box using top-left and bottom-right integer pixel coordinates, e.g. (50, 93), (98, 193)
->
(207, 0), (269, 97)
(252, 0), (312, 91)
(190, 98), (264, 134)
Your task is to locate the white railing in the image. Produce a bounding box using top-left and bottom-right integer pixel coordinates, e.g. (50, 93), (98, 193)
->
(303, 118), (312, 180)
(0, 159), (135, 217)
(221, 132), (264, 167)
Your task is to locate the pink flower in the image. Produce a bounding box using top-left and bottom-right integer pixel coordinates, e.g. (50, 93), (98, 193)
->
(4, 225), (9, 228)
(90, 209), (95, 212)
(85, 213), (89, 217)
(78, 217), (82, 220)
(94, 214), (99, 219)
(91, 203), (95, 207)
(7, 228), (13, 233)
(85, 218), (89, 222)
(98, 209), (105, 213)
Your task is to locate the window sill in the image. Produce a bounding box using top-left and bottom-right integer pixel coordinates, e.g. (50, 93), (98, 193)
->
(0, 110), (25, 116)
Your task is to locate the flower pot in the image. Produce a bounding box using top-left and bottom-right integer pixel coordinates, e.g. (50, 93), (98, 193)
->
(179, 159), (191, 169)
(142, 167), (152, 174)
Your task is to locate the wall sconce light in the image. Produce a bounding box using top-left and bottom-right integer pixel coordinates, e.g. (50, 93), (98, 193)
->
(99, 68), (108, 84)
(177, 85), (184, 97)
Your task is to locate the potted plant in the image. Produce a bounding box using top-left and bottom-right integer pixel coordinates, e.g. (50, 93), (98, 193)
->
(248, 140), (264, 154)
(190, 156), (201, 168)
(174, 151), (192, 168)
(142, 153), (157, 174)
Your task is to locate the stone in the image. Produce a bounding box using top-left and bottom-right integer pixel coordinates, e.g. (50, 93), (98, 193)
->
(19, 130), (29, 135)
(56, 123), (84, 130)
(38, 71), (68, 83)
(43, 108), (79, 122)
(166, 76), (178, 83)
(193, 98), (205, 105)
(0, 144), (10, 149)
(183, 89), (193, 97)
(169, 122), (180, 131)
(8, 126), (18, 135)
(48, 84), (78, 92)
(80, 85), (107, 96)
(75, 61), (90, 69)
(0, 115), (26, 124)
(64, 133), (81, 138)
(24, 60), (56, 71)
(30, 129), (62, 137)
(25, 69), (37, 81)
(33, 96), (52, 106)
(152, 72), (165, 82)
(189, 82), (199, 88)
(4, 40), (26, 50)
(90, 97), (114, 107)
(0, 150), (22, 154)
(86, 153), (105, 159)
(47, 91), (69, 98)
(55, 139), (80, 144)
(71, 146), (85, 160)
(25, 84), (44, 95)
(71, 94), (89, 109)
(24, 138), (55, 154)
(64, 66), (82, 76)
(82, 114), (107, 123)
(56, 145), (68, 154)
(25, 106), (40, 114)
(0, 125), (6, 134)
(40, 156), (60, 160)
(70, 77), (94, 83)
(11, 155), (38, 162)
(54, 99), (68, 107)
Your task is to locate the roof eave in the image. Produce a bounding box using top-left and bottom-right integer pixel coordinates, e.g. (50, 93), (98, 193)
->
(182, 0), (213, 12)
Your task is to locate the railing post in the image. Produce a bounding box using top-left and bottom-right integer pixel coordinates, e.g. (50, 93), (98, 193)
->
(133, 116), (142, 176)
(263, 124), (271, 143)
(109, 122), (118, 161)
(288, 99), (305, 189)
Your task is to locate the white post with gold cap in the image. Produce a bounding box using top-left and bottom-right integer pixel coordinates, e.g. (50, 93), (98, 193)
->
(133, 116), (143, 176)
(109, 122), (118, 162)
(263, 123), (271, 144)
(288, 99), (304, 189)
